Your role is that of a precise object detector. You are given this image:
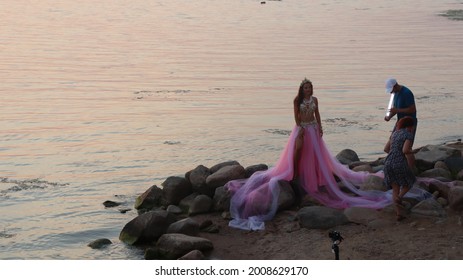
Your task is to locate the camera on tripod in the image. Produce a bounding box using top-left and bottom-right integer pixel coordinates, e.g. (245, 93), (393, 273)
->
(328, 230), (344, 260)
(329, 230), (343, 244)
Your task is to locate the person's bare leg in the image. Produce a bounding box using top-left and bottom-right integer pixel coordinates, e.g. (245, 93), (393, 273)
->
(398, 185), (411, 201)
(392, 183), (405, 220)
(406, 154), (415, 170)
(392, 183), (400, 204)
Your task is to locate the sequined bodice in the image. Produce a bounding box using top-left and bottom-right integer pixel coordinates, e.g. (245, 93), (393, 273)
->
(300, 96), (316, 116)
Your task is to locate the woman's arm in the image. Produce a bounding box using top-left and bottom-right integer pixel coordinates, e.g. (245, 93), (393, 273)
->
(402, 139), (414, 154)
(403, 139), (416, 168)
(314, 97), (323, 136)
(293, 97), (300, 126)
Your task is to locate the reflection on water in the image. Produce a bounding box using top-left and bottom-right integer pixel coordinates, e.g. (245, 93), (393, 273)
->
(1, 0), (462, 259)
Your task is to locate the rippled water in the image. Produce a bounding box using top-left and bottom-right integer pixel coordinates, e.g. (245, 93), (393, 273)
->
(1, 0), (462, 259)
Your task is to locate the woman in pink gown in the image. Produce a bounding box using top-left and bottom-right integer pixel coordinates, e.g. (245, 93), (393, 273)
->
(226, 78), (397, 230)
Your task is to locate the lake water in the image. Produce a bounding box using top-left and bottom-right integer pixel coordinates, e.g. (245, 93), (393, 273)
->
(1, 0), (462, 259)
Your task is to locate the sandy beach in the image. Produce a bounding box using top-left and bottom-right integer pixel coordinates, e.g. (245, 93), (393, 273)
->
(194, 207), (463, 260)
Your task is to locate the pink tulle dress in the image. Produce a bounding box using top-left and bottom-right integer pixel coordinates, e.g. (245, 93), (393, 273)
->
(226, 122), (395, 230)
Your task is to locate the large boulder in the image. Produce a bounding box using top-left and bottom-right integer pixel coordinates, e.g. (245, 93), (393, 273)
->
(411, 198), (447, 217)
(360, 174), (388, 191)
(336, 149), (360, 165)
(161, 176), (192, 206)
(205, 164), (246, 192)
(352, 164), (373, 173)
(179, 193), (212, 215)
(448, 185), (463, 211)
(156, 233), (214, 259)
(444, 157), (463, 176)
(186, 165), (211, 195)
(244, 164), (268, 178)
(419, 168), (453, 180)
(415, 145), (461, 171)
(189, 194), (213, 215)
(209, 160), (240, 174)
(212, 186), (231, 212)
(119, 210), (177, 245)
(458, 170), (463, 181)
(167, 218), (200, 236)
(276, 180), (296, 211)
(134, 185), (163, 211)
(418, 179), (450, 199)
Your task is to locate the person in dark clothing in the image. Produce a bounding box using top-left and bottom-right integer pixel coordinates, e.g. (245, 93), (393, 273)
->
(384, 78), (418, 168)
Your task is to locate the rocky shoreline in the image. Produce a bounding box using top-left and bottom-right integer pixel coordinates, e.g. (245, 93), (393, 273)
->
(91, 141), (463, 259)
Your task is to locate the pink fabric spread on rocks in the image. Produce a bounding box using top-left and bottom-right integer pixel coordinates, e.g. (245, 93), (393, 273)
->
(226, 124), (430, 230)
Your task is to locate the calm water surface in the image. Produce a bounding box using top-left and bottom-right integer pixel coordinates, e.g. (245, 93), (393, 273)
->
(1, 0), (462, 259)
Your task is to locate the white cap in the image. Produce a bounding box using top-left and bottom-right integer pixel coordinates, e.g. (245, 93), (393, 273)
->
(385, 78), (397, 94)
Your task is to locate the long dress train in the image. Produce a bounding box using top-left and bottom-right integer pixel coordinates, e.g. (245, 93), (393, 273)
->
(226, 123), (429, 231)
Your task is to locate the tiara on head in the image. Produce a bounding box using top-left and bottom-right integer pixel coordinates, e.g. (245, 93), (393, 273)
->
(300, 78), (312, 87)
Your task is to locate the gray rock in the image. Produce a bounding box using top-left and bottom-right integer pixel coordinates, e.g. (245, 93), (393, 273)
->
(221, 211), (232, 220)
(420, 168), (453, 180)
(187, 165), (211, 195)
(144, 247), (162, 260)
(418, 179), (450, 199)
(434, 161), (449, 171)
(352, 164), (373, 173)
(156, 233), (214, 259)
(103, 200), (122, 208)
(178, 249), (205, 260)
(119, 208), (131, 214)
(189, 194), (213, 215)
(437, 197), (448, 206)
(415, 145), (461, 171)
(277, 180), (296, 211)
(134, 185), (163, 210)
(372, 165), (384, 173)
(212, 186), (231, 212)
(206, 165), (246, 190)
(179, 193), (197, 213)
(444, 157), (463, 176)
(336, 149), (360, 165)
(167, 218), (200, 236)
(360, 174), (387, 192)
(458, 170), (463, 181)
(245, 164), (268, 178)
(210, 160), (240, 174)
(448, 185), (463, 211)
(201, 223), (220, 233)
(166, 205), (183, 214)
(411, 199), (447, 217)
(162, 176), (193, 206)
(179, 193), (212, 215)
(119, 210), (178, 245)
(87, 238), (112, 249)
